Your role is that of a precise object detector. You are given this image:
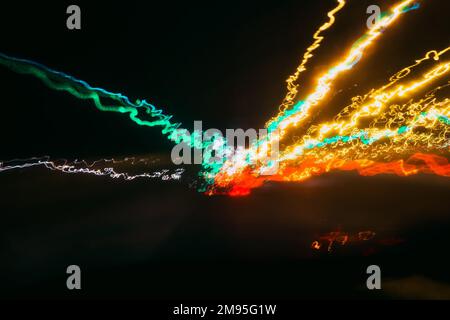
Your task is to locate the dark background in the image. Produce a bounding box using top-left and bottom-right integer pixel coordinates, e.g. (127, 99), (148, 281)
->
(1, 0), (450, 300)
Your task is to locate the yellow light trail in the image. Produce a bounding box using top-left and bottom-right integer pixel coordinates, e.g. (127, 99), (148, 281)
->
(280, 60), (450, 162)
(220, 0), (421, 178)
(278, 0), (346, 114)
(267, 0), (416, 132)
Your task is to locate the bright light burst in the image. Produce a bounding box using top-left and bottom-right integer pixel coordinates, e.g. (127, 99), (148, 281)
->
(211, 0), (450, 195)
(0, 0), (449, 196)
